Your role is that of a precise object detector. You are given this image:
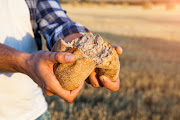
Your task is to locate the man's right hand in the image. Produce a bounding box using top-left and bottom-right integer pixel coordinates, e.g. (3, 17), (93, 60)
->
(0, 35), (84, 103)
(22, 50), (84, 103)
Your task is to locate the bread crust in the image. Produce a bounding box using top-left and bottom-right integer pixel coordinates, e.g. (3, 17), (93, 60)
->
(51, 33), (120, 90)
(96, 43), (120, 82)
(52, 39), (95, 90)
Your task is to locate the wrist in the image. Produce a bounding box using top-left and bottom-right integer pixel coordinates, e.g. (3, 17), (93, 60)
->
(16, 51), (31, 74)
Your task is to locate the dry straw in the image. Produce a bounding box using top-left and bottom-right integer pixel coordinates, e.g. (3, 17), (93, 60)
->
(121, 2), (129, 8)
(143, 2), (153, 10)
(98, 2), (107, 7)
(71, 2), (80, 7)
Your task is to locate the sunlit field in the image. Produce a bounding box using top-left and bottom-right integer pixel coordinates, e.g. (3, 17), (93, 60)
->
(44, 3), (180, 120)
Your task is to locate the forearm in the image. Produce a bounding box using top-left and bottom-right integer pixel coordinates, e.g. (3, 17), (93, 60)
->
(0, 40), (84, 101)
(0, 33), (80, 73)
(0, 43), (30, 73)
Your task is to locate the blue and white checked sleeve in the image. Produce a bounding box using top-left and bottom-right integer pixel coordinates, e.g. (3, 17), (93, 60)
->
(27, 0), (89, 50)
(37, 0), (89, 49)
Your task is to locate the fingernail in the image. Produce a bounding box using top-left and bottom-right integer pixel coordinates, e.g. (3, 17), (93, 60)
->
(65, 54), (73, 62)
(120, 47), (123, 53)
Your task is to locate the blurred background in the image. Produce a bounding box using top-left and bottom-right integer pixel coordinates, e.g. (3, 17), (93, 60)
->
(44, 0), (180, 120)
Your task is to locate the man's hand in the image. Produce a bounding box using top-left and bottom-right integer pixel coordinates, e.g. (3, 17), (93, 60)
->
(86, 46), (123, 91)
(23, 33), (84, 102)
(0, 42), (84, 102)
(23, 50), (84, 102)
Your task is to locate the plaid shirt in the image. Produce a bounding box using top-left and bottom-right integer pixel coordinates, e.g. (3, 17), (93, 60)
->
(25, 0), (89, 50)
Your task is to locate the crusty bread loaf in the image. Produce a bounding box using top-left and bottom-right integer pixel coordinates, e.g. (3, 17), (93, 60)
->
(51, 33), (120, 90)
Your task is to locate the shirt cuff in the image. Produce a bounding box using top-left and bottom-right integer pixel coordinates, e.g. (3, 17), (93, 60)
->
(54, 21), (89, 42)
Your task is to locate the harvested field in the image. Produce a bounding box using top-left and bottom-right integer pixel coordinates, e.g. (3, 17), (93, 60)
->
(44, 3), (180, 120)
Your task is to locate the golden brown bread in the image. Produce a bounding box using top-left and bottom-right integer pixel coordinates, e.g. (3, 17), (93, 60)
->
(95, 45), (120, 82)
(51, 33), (120, 90)
(52, 40), (95, 90)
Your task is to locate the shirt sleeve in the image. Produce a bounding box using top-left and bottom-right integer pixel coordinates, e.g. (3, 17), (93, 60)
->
(36, 0), (89, 50)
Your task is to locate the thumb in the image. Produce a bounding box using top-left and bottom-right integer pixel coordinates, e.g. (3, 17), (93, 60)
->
(49, 52), (75, 64)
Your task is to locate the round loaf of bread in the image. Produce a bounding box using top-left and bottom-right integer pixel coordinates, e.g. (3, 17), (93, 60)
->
(51, 33), (120, 90)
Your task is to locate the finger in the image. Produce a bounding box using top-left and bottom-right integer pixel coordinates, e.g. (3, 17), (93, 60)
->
(99, 76), (120, 92)
(57, 81), (84, 103)
(89, 70), (103, 88)
(51, 78), (84, 103)
(42, 68), (83, 102)
(69, 81), (85, 101)
(49, 52), (75, 64)
(113, 45), (123, 55)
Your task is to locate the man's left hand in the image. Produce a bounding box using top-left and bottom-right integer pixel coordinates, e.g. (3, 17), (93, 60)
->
(86, 46), (123, 91)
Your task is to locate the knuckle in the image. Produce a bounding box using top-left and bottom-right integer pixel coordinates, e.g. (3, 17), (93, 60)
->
(41, 51), (49, 59)
(56, 52), (65, 61)
(92, 83), (98, 88)
(55, 53), (59, 61)
(92, 83), (101, 88)
(38, 52), (50, 63)
(48, 52), (55, 60)
(56, 53), (62, 60)
(56, 52), (63, 57)
(103, 82), (108, 87)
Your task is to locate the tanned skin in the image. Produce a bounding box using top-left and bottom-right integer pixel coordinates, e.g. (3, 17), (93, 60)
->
(0, 33), (122, 102)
